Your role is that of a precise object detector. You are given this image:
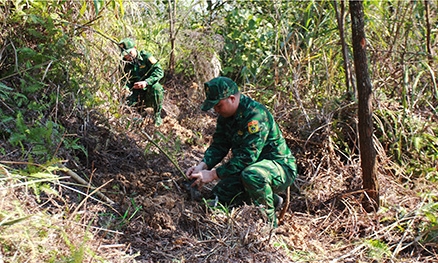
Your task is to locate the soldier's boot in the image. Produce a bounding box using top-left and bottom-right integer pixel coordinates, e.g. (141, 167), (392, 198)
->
(274, 194), (283, 211)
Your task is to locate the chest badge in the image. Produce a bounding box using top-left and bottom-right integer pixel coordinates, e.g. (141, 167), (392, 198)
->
(248, 120), (260, 134)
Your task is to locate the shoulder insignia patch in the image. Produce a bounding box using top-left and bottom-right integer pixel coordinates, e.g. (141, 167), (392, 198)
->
(148, 56), (158, 64)
(247, 120), (259, 134)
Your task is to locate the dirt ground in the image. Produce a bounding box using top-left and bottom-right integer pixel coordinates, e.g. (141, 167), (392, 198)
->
(57, 77), (437, 262)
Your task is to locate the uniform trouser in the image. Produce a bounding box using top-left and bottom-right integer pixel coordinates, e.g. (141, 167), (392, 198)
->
(127, 83), (164, 117)
(212, 158), (297, 227)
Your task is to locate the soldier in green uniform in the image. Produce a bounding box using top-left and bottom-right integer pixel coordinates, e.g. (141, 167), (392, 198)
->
(186, 77), (297, 227)
(119, 38), (164, 126)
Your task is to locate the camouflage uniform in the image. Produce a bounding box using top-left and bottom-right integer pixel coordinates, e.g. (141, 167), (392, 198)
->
(201, 77), (297, 227)
(119, 38), (164, 124)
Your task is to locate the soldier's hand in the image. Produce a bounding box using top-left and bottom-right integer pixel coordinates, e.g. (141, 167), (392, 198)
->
(133, 81), (147, 89)
(189, 169), (218, 189)
(186, 162), (207, 177)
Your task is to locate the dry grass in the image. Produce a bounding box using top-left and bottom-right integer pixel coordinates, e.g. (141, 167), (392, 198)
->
(0, 165), (134, 262)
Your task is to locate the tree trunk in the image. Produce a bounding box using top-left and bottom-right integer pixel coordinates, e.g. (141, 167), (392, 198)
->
(424, 1), (433, 65)
(334, 0), (354, 96)
(349, 0), (379, 212)
(168, 0), (176, 75)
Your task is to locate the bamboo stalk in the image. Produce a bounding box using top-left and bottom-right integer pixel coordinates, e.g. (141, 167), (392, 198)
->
(58, 164), (115, 205)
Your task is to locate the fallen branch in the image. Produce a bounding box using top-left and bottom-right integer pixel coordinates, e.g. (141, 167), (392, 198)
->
(58, 164), (115, 205)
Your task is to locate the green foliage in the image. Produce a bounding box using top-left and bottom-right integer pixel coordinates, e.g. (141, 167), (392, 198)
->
(290, 250), (317, 262)
(97, 197), (142, 231)
(0, 214), (32, 227)
(8, 112), (58, 162)
(203, 197), (232, 217)
(0, 0), (124, 165)
(418, 192), (438, 244)
(365, 239), (391, 260)
(422, 205), (438, 243)
(63, 137), (88, 159)
(6, 162), (65, 203)
(374, 106), (438, 181)
(59, 229), (87, 263)
(119, 197), (142, 228)
(220, 7), (275, 82)
(144, 130), (182, 162)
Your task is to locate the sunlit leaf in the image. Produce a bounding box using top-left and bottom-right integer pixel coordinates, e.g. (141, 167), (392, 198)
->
(80, 0), (87, 16)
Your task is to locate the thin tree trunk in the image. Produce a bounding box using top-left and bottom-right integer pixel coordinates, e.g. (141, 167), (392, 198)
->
(334, 0), (354, 96)
(424, 0), (433, 65)
(168, 0), (176, 75)
(349, 0), (379, 212)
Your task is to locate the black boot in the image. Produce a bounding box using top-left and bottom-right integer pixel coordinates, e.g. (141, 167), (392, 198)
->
(274, 194), (283, 211)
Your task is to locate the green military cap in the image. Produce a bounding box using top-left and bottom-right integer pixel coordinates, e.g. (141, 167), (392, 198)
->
(119, 38), (136, 56)
(201, 77), (239, 111)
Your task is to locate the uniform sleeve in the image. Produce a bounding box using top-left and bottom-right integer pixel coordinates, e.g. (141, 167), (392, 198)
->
(202, 118), (232, 169)
(141, 52), (164, 86)
(144, 62), (164, 86)
(215, 111), (269, 179)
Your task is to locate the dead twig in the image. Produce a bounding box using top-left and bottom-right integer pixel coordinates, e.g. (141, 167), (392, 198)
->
(58, 164), (115, 205)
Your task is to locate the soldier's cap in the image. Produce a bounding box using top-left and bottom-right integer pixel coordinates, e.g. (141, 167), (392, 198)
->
(201, 77), (239, 111)
(119, 38), (136, 56)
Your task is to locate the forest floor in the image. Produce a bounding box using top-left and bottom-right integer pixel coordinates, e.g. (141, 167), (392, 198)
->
(2, 77), (437, 262)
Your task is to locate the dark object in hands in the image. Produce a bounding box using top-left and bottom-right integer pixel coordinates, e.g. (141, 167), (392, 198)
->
(182, 179), (202, 201)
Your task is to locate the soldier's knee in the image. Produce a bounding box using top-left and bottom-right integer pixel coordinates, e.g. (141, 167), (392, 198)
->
(241, 168), (266, 188)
